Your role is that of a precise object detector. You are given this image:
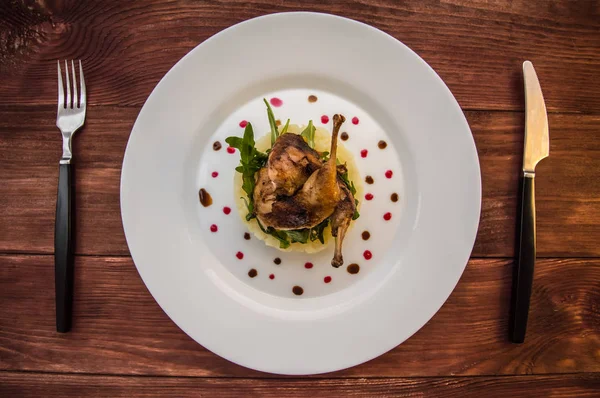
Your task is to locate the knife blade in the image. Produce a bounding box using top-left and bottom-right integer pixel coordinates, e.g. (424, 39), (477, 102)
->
(509, 61), (549, 343)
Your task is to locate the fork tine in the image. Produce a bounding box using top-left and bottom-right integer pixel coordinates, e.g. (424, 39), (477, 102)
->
(71, 60), (78, 108)
(64, 60), (71, 109)
(57, 61), (64, 108)
(79, 60), (86, 108)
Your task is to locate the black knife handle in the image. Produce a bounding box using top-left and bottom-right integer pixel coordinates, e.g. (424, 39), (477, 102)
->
(510, 173), (536, 343)
(55, 163), (74, 333)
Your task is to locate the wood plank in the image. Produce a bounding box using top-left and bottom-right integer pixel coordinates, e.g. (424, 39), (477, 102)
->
(0, 0), (599, 112)
(1, 255), (598, 377)
(1, 107), (598, 257)
(1, 373), (599, 398)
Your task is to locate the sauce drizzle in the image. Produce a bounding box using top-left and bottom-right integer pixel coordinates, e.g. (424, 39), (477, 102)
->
(198, 188), (213, 207)
(293, 286), (304, 295)
(347, 263), (360, 274)
(308, 95), (318, 103)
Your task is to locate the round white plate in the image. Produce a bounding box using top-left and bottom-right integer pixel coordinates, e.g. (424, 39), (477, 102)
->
(121, 12), (481, 375)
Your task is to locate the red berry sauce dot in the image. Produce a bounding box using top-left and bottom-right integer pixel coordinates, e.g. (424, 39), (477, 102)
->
(352, 116), (359, 125)
(324, 276), (332, 283)
(385, 170), (393, 179)
(211, 171), (218, 178)
(223, 206), (231, 215)
(227, 147), (235, 154)
(236, 251), (244, 260)
(321, 115), (329, 124)
(210, 224), (218, 232)
(383, 212), (392, 221)
(239, 120), (248, 128)
(270, 97), (283, 107)
(360, 149), (368, 158)
(363, 250), (372, 260)
(304, 262), (313, 269)
(269, 274), (275, 280)
(365, 193), (374, 201)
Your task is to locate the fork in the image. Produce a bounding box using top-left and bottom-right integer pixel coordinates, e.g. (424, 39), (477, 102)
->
(55, 60), (86, 333)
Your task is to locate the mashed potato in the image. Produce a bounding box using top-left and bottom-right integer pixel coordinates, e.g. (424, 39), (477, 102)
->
(234, 124), (363, 252)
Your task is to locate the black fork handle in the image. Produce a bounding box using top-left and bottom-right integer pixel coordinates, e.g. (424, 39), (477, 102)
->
(55, 163), (74, 333)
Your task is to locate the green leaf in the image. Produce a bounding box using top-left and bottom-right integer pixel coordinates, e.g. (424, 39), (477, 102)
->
(264, 98), (279, 146)
(226, 123), (268, 220)
(300, 120), (315, 148)
(285, 229), (310, 244)
(352, 199), (360, 220)
(280, 118), (290, 134)
(310, 218), (329, 244)
(225, 136), (243, 150)
(338, 167), (357, 196)
(319, 151), (329, 161)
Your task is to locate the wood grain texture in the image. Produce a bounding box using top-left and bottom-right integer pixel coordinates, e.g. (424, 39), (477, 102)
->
(1, 107), (598, 257)
(1, 254), (598, 377)
(0, 0), (599, 112)
(1, 372), (599, 398)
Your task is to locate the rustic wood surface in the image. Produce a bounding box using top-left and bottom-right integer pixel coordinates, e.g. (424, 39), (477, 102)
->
(1, 0), (599, 395)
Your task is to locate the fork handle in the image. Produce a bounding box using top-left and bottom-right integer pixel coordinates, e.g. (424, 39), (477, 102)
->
(55, 163), (74, 333)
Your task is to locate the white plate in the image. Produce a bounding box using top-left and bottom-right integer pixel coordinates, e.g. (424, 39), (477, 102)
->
(121, 12), (481, 375)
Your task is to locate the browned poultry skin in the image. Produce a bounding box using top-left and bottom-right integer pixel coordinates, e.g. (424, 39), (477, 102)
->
(330, 180), (356, 267)
(267, 133), (322, 196)
(255, 114), (347, 231)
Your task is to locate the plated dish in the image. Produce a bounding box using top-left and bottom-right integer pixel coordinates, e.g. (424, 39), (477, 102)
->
(121, 12), (481, 374)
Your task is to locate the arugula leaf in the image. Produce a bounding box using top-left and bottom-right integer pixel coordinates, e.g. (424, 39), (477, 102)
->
(319, 151), (329, 161)
(309, 218), (329, 244)
(264, 98), (279, 145)
(226, 123), (268, 218)
(352, 198), (360, 220)
(280, 119), (290, 134)
(336, 165), (360, 221)
(256, 219), (291, 249)
(285, 229), (310, 244)
(338, 166), (357, 196)
(300, 120), (315, 148)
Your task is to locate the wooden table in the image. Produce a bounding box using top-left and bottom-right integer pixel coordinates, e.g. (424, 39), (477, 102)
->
(1, 1), (599, 396)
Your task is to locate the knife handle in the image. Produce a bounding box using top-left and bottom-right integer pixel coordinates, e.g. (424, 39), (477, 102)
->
(55, 163), (74, 333)
(510, 172), (536, 343)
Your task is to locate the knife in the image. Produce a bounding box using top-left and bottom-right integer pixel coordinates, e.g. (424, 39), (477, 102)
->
(510, 61), (549, 343)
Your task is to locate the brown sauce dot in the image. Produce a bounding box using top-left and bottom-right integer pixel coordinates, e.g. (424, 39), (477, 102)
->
(362, 231), (371, 241)
(308, 95), (318, 103)
(347, 263), (360, 274)
(248, 268), (258, 278)
(198, 188), (213, 207)
(391, 193), (399, 202)
(378, 140), (387, 149)
(244, 232), (251, 240)
(275, 119), (281, 127)
(273, 257), (281, 265)
(340, 132), (349, 141)
(365, 176), (374, 184)
(213, 141), (222, 151)
(292, 286), (304, 296)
